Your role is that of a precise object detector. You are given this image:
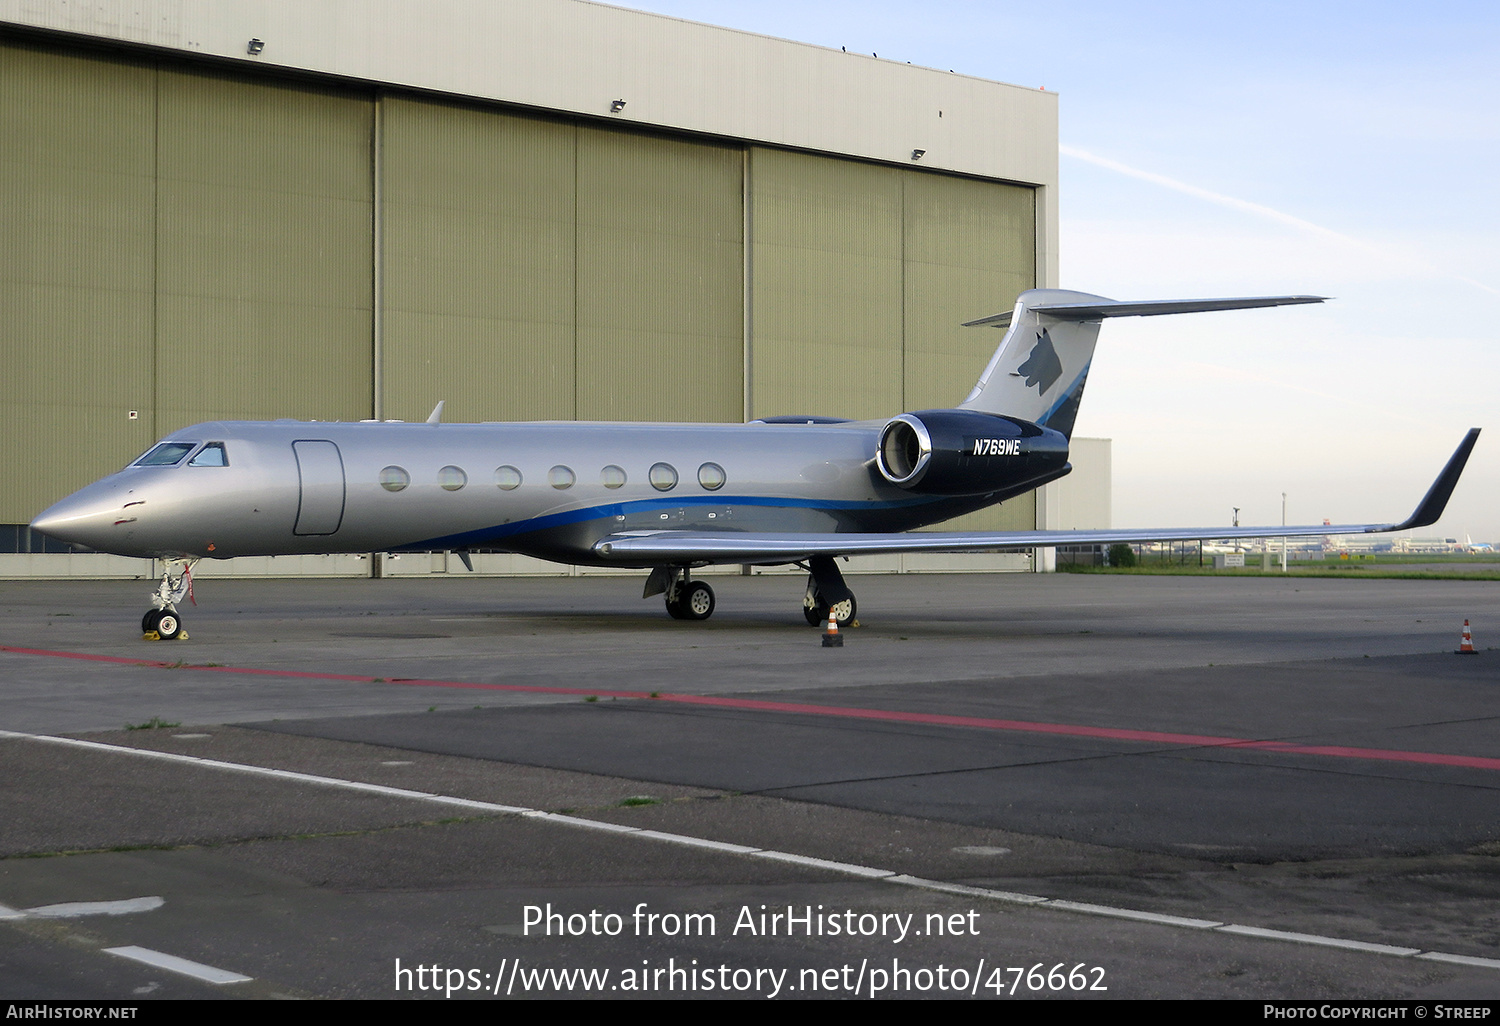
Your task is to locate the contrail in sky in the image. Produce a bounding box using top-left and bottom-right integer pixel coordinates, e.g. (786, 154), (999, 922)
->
(1060, 144), (1500, 297)
(1060, 144), (1354, 243)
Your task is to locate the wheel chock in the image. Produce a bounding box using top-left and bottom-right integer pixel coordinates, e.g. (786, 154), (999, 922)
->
(176, 631), (189, 641)
(143, 631), (161, 641)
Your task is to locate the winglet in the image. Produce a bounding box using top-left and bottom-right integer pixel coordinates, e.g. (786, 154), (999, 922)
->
(426, 400), (445, 425)
(1382, 429), (1481, 532)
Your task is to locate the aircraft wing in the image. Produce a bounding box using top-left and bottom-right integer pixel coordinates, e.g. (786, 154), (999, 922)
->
(594, 429), (1480, 565)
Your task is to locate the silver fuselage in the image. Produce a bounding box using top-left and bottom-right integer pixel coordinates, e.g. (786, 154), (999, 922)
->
(32, 420), (1025, 567)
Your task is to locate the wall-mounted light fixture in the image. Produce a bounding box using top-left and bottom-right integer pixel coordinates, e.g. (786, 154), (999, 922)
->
(610, 99), (627, 112)
(247, 38), (265, 55)
(911, 149), (926, 161)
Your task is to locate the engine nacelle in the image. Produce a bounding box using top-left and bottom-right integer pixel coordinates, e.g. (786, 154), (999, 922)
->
(875, 409), (1068, 495)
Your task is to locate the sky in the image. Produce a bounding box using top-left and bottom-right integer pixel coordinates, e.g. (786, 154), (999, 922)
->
(616, 0), (1500, 542)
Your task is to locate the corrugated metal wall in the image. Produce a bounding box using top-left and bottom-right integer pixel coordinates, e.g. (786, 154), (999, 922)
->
(747, 147), (905, 421)
(0, 43), (157, 511)
(1, 36), (1040, 535)
(901, 170), (1034, 411)
(574, 127), (742, 423)
(381, 97), (577, 423)
(901, 170), (1037, 532)
(379, 101), (743, 425)
(154, 68), (373, 429)
(745, 147), (1036, 531)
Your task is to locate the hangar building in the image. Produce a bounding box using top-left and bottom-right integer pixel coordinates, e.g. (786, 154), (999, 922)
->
(0, 0), (1107, 578)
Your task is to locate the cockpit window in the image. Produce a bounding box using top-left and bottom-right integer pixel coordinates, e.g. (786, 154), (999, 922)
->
(188, 442), (229, 467)
(133, 442), (196, 467)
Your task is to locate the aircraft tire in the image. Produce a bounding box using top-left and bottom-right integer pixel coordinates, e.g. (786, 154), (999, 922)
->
(665, 592), (689, 619)
(680, 581), (715, 621)
(142, 610), (159, 633)
(155, 611), (183, 640)
(805, 593), (856, 628)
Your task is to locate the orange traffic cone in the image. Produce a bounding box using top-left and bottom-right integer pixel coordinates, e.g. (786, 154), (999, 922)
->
(822, 609), (843, 648)
(1456, 620), (1476, 655)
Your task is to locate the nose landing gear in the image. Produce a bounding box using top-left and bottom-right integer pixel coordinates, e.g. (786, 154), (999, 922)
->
(143, 558), (196, 640)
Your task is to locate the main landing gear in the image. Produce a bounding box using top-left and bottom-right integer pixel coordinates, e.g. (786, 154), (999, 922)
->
(642, 556), (858, 627)
(803, 585), (857, 628)
(644, 566), (716, 620)
(142, 558), (196, 640)
(666, 575), (716, 621)
(801, 554), (857, 628)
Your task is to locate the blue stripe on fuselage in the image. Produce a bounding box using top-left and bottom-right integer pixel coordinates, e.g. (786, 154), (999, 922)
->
(397, 492), (947, 551)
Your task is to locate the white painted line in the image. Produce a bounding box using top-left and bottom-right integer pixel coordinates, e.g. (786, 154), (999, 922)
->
(0, 731), (532, 815)
(522, 812), (642, 834)
(103, 946), (251, 984)
(1047, 899), (1222, 930)
(1416, 951), (1500, 970)
(633, 830), (762, 854)
(25, 897), (164, 919)
(753, 850), (895, 878)
(883, 875), (1048, 905)
(1215, 924), (1422, 956)
(7, 729), (1499, 973)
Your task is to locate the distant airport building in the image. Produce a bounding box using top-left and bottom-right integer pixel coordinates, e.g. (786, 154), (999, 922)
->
(0, 0), (1107, 578)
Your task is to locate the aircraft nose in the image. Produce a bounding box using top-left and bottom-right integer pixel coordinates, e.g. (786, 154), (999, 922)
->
(30, 482), (139, 550)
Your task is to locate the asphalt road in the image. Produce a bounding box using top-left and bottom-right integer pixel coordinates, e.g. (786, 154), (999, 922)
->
(1, 572), (1497, 1000)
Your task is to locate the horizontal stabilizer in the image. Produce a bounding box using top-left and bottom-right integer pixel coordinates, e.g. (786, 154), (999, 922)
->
(962, 295), (1326, 329)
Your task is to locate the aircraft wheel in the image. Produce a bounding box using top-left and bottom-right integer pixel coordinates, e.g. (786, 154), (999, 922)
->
(155, 611), (183, 640)
(679, 581), (715, 621)
(804, 592), (856, 627)
(665, 591), (689, 619)
(142, 610), (159, 633)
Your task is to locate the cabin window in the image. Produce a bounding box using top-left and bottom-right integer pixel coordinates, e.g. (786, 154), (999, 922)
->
(649, 462), (678, 491)
(133, 442), (196, 467)
(549, 465), (575, 489)
(438, 465), (467, 491)
(380, 466), (410, 492)
(697, 462), (725, 490)
(188, 442), (229, 467)
(601, 465), (627, 489)
(495, 465), (522, 490)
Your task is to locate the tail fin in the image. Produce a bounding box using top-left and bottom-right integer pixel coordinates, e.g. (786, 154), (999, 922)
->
(957, 289), (1326, 439)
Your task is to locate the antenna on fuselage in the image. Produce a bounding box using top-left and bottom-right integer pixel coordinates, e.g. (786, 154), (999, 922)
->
(426, 400), (445, 425)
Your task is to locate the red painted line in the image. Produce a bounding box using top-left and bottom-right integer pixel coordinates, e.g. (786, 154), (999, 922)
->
(0, 646), (659, 697)
(5, 644), (1498, 772)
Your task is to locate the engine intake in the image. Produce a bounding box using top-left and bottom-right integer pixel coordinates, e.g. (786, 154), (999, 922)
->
(875, 409), (1068, 495)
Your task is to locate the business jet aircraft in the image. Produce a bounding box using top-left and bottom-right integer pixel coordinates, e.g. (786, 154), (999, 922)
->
(31, 289), (1480, 639)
